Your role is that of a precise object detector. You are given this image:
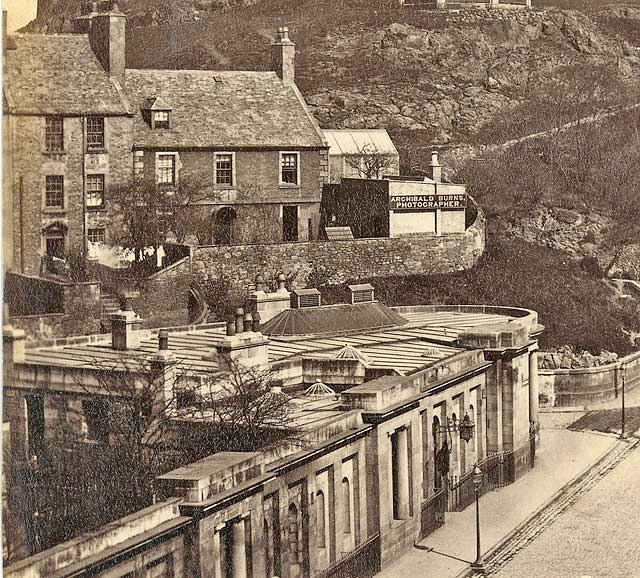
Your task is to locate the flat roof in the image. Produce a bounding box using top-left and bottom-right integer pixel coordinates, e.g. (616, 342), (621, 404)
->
(21, 309), (518, 377)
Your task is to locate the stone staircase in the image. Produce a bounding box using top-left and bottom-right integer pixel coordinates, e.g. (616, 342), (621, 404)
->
(99, 291), (121, 332)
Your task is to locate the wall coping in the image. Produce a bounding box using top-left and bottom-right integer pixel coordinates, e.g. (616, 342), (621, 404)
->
(146, 256), (191, 281)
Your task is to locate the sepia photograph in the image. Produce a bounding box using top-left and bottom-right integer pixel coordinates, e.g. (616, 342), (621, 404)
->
(1, 0), (639, 577)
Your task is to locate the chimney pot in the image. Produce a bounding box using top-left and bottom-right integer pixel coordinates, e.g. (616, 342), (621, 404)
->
(428, 150), (442, 183)
(123, 297), (133, 311)
(158, 330), (169, 351)
(226, 320), (236, 336)
(255, 274), (265, 292)
(235, 307), (245, 333)
(244, 312), (253, 330)
(277, 273), (287, 291)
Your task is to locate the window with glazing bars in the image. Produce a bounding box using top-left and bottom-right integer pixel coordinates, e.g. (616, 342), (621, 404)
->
(215, 153), (233, 185)
(157, 154), (175, 185)
(45, 117), (64, 151)
(153, 111), (170, 129)
(45, 176), (64, 208)
(86, 175), (104, 208)
(87, 228), (105, 244)
(281, 153), (298, 184)
(86, 117), (105, 150)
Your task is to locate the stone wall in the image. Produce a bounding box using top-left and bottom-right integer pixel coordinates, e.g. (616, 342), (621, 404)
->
(192, 211), (485, 295)
(10, 282), (102, 347)
(539, 350), (640, 408)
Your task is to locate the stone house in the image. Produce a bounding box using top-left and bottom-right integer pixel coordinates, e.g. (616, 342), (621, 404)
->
(3, 284), (543, 577)
(2, 4), (329, 279)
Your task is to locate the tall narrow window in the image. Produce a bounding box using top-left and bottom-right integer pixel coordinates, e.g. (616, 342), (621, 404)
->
(288, 503), (299, 561)
(86, 174), (104, 208)
(156, 154), (176, 185)
(82, 399), (109, 444)
(316, 490), (326, 548)
(215, 153), (234, 186)
(342, 477), (351, 534)
(45, 176), (64, 209)
(45, 117), (64, 152)
(26, 395), (45, 458)
(280, 152), (299, 185)
(86, 117), (105, 151)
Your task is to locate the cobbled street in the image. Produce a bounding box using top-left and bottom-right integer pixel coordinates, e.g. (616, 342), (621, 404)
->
(491, 441), (640, 578)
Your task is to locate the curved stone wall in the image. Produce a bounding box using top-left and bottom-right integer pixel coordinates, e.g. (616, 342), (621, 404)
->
(539, 350), (640, 408)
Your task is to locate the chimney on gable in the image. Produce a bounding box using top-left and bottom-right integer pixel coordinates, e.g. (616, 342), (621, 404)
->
(88, 1), (126, 88)
(272, 27), (295, 84)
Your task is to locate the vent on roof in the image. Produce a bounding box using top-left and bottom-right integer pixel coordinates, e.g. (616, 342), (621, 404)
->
(291, 288), (321, 309)
(348, 283), (375, 305)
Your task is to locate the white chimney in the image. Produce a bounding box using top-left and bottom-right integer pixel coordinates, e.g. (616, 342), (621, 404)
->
(427, 150), (442, 183)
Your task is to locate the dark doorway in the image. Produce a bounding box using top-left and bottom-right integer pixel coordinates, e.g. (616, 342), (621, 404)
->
(213, 207), (236, 245)
(283, 206), (298, 242)
(26, 395), (45, 458)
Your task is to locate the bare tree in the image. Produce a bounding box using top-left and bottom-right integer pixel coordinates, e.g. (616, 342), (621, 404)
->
(344, 143), (398, 179)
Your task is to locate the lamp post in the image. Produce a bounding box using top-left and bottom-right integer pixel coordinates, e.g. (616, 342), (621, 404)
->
(471, 464), (485, 573)
(620, 364), (627, 440)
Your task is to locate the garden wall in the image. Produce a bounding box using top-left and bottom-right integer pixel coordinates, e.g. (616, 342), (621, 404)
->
(191, 213), (485, 294)
(539, 350), (640, 408)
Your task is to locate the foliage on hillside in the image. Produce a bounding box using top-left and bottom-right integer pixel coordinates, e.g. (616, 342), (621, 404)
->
(321, 234), (640, 355)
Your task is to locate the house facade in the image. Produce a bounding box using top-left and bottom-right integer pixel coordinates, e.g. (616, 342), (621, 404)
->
(3, 285), (543, 577)
(2, 4), (329, 278)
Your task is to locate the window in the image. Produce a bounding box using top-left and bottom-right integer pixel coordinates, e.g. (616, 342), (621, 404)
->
(45, 176), (64, 209)
(82, 399), (109, 444)
(215, 153), (234, 186)
(316, 490), (326, 548)
(87, 228), (105, 244)
(280, 152), (299, 185)
(153, 111), (170, 129)
(86, 116), (105, 151)
(156, 154), (176, 185)
(86, 174), (104, 208)
(45, 117), (64, 152)
(342, 477), (351, 533)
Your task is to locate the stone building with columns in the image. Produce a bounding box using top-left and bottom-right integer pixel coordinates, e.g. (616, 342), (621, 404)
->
(3, 286), (542, 578)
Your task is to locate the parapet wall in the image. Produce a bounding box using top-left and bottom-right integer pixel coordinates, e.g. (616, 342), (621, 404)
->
(539, 350), (640, 408)
(192, 214), (484, 293)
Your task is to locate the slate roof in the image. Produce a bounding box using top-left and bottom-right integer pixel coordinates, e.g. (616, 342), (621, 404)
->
(125, 69), (327, 149)
(3, 34), (130, 116)
(260, 302), (409, 337)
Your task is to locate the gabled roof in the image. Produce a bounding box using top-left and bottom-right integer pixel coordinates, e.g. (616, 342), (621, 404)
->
(125, 69), (327, 149)
(323, 129), (399, 157)
(260, 302), (408, 337)
(3, 34), (130, 116)
(144, 96), (172, 111)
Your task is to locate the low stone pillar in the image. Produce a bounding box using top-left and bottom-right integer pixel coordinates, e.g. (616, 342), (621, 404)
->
(235, 307), (245, 333)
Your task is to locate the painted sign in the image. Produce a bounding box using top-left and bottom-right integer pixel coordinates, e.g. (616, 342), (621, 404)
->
(390, 194), (467, 211)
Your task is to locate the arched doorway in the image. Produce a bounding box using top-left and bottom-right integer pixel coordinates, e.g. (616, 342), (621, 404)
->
(212, 207), (236, 245)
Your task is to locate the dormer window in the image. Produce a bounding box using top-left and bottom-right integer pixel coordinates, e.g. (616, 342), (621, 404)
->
(143, 96), (173, 130)
(153, 111), (170, 129)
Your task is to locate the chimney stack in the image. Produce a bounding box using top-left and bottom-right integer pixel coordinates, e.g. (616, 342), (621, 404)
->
(427, 150), (442, 183)
(272, 27), (295, 84)
(88, 2), (126, 87)
(110, 297), (142, 351)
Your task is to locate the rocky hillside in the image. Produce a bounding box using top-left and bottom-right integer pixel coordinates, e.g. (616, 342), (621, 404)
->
(21, 0), (640, 275)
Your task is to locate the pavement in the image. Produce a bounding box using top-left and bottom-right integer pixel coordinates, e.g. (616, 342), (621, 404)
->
(375, 414), (619, 578)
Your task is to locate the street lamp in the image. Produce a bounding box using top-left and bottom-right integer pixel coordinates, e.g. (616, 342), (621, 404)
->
(620, 364), (627, 440)
(471, 464), (485, 573)
(459, 413), (475, 444)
